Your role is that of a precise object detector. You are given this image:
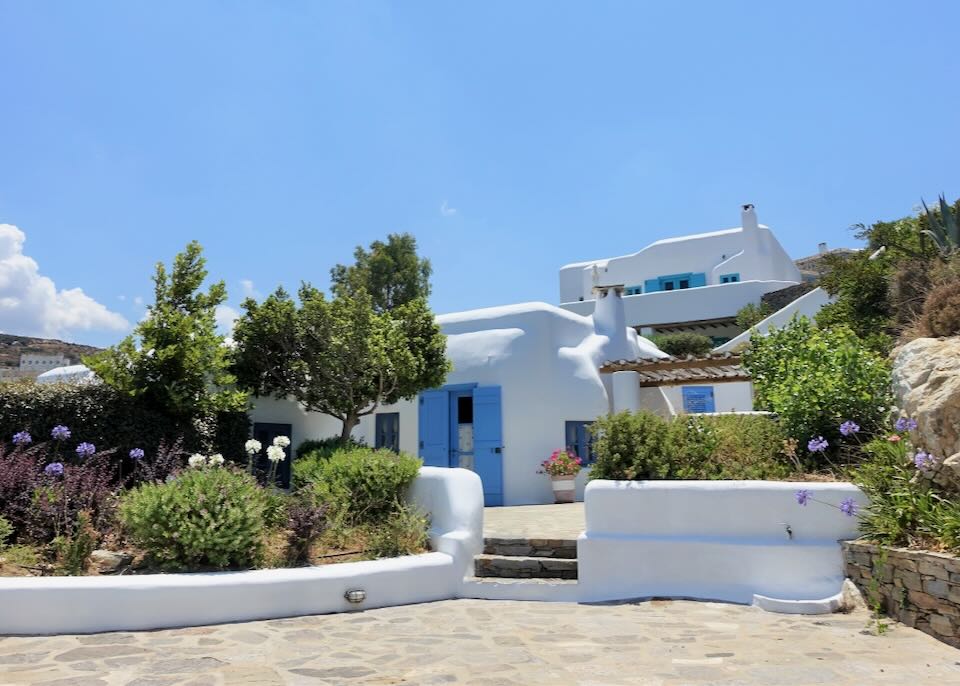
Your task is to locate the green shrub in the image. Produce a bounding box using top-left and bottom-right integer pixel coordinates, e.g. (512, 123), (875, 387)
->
(852, 436), (960, 551)
(295, 436), (366, 460)
(743, 316), (891, 465)
(366, 504), (429, 559)
(53, 511), (97, 576)
(590, 412), (793, 481)
(295, 447), (421, 524)
(119, 466), (269, 570)
(0, 515), (12, 550)
(0, 383), (249, 461)
(736, 302), (773, 330)
(648, 333), (713, 357)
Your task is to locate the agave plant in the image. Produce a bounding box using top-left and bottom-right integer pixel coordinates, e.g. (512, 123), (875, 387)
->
(920, 194), (960, 259)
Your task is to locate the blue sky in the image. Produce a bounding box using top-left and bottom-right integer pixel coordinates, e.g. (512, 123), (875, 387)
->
(1, 1), (958, 346)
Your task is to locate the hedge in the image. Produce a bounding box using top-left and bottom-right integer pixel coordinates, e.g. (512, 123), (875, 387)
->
(0, 382), (249, 460)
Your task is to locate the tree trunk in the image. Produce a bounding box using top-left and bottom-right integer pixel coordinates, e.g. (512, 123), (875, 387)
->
(340, 415), (359, 444)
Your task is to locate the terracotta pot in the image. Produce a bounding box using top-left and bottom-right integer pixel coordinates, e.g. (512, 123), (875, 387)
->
(550, 474), (577, 504)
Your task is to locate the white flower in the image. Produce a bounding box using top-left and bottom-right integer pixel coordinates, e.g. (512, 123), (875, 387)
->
(272, 435), (291, 448)
(188, 453), (206, 468)
(208, 453), (225, 466)
(244, 439), (262, 455)
(266, 445), (286, 463)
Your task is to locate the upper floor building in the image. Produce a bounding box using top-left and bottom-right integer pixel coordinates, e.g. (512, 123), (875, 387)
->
(558, 205), (803, 342)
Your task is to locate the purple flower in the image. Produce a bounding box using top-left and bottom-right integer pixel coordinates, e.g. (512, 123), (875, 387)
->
(75, 442), (96, 458)
(51, 425), (71, 441)
(839, 421), (860, 437)
(807, 436), (829, 453)
(129, 448), (145, 460)
(839, 498), (857, 517)
(895, 417), (918, 433)
(795, 489), (811, 506)
(12, 431), (32, 446)
(44, 462), (64, 476)
(913, 450), (936, 470)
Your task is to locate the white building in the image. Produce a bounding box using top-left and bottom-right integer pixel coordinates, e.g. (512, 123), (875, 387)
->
(251, 287), (663, 506)
(559, 205), (802, 344)
(19, 353), (71, 372)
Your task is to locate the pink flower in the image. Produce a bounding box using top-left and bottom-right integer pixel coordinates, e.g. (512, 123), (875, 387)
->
(887, 435), (902, 443)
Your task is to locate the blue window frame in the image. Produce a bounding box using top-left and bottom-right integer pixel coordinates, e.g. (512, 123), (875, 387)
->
(682, 386), (716, 413)
(645, 273), (707, 292)
(720, 273), (740, 284)
(375, 412), (400, 452)
(565, 421), (595, 464)
(624, 285), (642, 295)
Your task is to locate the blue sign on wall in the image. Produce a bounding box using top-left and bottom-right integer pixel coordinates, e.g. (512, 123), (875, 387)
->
(682, 386), (715, 413)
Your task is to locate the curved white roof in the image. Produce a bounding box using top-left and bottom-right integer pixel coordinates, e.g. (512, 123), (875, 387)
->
(36, 364), (99, 385)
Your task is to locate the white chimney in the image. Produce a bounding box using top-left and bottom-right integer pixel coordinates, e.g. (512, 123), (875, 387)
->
(592, 285), (637, 361)
(818, 242), (828, 255)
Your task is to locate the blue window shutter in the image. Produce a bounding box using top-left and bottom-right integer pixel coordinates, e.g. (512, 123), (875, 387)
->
(472, 385), (504, 506)
(690, 273), (707, 288)
(682, 386), (716, 413)
(644, 278), (659, 293)
(418, 391), (449, 467)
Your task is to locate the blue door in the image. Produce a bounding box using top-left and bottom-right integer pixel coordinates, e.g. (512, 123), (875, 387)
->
(418, 391), (449, 467)
(472, 386), (504, 506)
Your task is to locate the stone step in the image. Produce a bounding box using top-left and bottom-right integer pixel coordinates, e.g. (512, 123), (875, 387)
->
(483, 537), (578, 559)
(474, 554), (578, 579)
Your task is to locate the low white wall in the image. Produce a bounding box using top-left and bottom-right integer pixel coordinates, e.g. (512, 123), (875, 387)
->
(578, 480), (867, 608)
(0, 467), (483, 635)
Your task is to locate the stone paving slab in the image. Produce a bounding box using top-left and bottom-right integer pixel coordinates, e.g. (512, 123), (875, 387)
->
(1, 599), (958, 685)
(484, 503), (584, 540)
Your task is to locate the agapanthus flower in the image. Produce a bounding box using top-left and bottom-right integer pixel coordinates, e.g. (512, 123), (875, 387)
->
(913, 450), (936, 470)
(208, 453), (225, 466)
(44, 462), (64, 476)
(188, 453), (206, 468)
(266, 445), (286, 463)
(129, 448), (145, 460)
(839, 498), (857, 517)
(807, 436), (829, 453)
(839, 421), (860, 437)
(244, 439), (262, 455)
(75, 442), (96, 458)
(51, 425), (71, 441)
(272, 435), (291, 448)
(795, 489), (811, 506)
(895, 417), (918, 433)
(12, 431), (32, 446)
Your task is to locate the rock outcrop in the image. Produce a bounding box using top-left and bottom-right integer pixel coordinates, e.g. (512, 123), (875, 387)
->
(893, 337), (960, 493)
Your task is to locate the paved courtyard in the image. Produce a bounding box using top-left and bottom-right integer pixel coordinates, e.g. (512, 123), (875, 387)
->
(1, 598), (958, 685)
(484, 503), (584, 539)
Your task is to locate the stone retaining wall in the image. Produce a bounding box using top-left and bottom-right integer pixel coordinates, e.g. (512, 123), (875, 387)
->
(842, 541), (960, 647)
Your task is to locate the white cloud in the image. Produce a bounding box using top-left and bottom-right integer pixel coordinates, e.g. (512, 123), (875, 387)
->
(215, 304), (239, 335)
(440, 201), (457, 217)
(0, 224), (129, 339)
(239, 279), (259, 299)
(133, 296), (144, 307)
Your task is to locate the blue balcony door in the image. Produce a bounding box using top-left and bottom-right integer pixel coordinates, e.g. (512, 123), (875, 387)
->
(418, 384), (503, 506)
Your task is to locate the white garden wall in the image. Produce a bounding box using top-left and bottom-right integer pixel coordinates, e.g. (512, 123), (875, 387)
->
(577, 480), (868, 610)
(0, 467), (483, 635)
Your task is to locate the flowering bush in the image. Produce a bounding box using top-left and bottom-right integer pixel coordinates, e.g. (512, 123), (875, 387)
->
(119, 466), (269, 570)
(539, 449), (582, 477)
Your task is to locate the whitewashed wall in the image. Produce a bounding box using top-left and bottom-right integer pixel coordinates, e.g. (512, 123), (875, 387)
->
(578, 480), (868, 611)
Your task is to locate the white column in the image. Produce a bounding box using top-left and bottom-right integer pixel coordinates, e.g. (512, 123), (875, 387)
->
(611, 371), (642, 413)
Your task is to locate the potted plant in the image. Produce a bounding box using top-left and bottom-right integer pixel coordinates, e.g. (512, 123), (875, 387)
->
(539, 449), (582, 503)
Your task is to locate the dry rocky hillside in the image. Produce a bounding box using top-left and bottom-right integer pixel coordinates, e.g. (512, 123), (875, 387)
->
(0, 333), (101, 369)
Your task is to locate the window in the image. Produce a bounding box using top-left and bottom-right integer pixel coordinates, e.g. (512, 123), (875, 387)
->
(651, 273), (707, 292)
(679, 279), (690, 289)
(565, 421), (596, 464)
(663, 281), (674, 291)
(681, 387), (716, 413)
(624, 285), (642, 295)
(375, 412), (400, 452)
(720, 273), (740, 284)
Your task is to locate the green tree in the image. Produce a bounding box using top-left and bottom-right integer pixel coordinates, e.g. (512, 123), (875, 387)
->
(233, 237), (449, 443)
(648, 332), (713, 357)
(735, 302), (773, 330)
(86, 241), (246, 420)
(330, 233), (432, 313)
(743, 316), (891, 466)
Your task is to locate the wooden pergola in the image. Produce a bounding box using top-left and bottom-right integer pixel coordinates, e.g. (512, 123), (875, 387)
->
(599, 352), (750, 387)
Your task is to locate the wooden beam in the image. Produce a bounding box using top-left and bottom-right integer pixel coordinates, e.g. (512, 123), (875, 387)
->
(638, 374), (752, 388)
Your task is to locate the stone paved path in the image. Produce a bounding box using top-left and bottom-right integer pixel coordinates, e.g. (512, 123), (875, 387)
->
(1, 599), (959, 685)
(484, 503), (584, 539)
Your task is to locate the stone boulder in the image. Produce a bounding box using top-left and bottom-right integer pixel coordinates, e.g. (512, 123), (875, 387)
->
(892, 337), (960, 461)
(89, 549), (133, 574)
